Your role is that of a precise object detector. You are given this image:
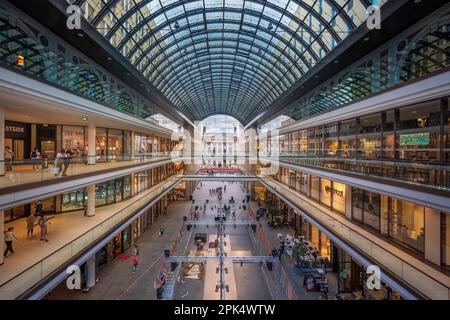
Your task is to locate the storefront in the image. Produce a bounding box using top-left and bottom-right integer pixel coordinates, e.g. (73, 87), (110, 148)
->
(60, 176), (132, 212)
(132, 219), (141, 243)
(134, 169), (151, 194)
(122, 225), (132, 252)
(4, 120), (31, 161)
(113, 233), (122, 258)
(169, 181), (186, 200)
(95, 128), (132, 160)
(275, 164), (434, 259)
(37, 124), (57, 160)
(4, 205), (30, 223)
(62, 125), (87, 155)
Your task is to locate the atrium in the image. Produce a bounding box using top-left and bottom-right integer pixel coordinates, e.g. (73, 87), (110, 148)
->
(0, 0), (449, 306)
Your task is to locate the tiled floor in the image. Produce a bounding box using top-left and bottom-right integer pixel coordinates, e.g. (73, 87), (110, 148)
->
(48, 200), (192, 300)
(172, 181), (271, 300)
(22, 178), (345, 300)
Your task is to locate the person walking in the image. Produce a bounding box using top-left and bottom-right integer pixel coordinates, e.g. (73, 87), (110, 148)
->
(4, 146), (14, 171)
(26, 212), (36, 238)
(53, 149), (65, 176)
(30, 148), (41, 171)
(3, 227), (18, 258)
(61, 149), (74, 177)
(35, 200), (44, 218)
(133, 244), (139, 256)
(131, 254), (138, 273)
(39, 215), (49, 242)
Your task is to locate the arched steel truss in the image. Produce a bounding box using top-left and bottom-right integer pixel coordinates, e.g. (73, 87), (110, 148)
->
(72, 0), (384, 124)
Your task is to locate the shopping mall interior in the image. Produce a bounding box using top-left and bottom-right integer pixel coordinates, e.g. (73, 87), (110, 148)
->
(0, 0), (449, 302)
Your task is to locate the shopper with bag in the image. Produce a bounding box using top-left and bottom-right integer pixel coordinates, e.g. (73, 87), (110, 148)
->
(30, 148), (41, 171)
(53, 149), (65, 176)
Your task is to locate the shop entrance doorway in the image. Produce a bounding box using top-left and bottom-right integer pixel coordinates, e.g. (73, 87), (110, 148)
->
(5, 138), (25, 160)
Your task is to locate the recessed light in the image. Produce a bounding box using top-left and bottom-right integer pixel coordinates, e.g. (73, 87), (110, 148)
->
(77, 32), (84, 37)
(334, 59), (339, 63)
(363, 36), (370, 42)
(414, 0), (422, 3)
(107, 57), (112, 61)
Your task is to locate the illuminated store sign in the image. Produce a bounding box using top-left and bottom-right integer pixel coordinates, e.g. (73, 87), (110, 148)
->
(399, 132), (430, 146)
(325, 185), (343, 198)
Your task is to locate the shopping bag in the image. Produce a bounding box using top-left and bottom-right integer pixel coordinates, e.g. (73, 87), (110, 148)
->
(51, 167), (59, 174)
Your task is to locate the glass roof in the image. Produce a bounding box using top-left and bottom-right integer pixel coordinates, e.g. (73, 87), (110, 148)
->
(71, 0), (387, 125)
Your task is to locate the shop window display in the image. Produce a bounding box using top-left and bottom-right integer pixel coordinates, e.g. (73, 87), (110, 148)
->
(96, 128), (107, 160)
(352, 188), (364, 223)
(95, 183), (107, 206)
(338, 249), (352, 293)
(383, 110), (395, 159)
(62, 189), (85, 212)
(62, 126), (85, 155)
(320, 232), (331, 262)
(107, 181), (115, 204)
(331, 182), (346, 214)
(388, 198), (425, 252)
(398, 100), (441, 162)
(123, 176), (132, 199)
(107, 129), (123, 160)
(358, 113), (381, 159)
(325, 124), (338, 157)
(310, 175), (320, 201)
(320, 178), (332, 208)
(299, 172), (309, 195)
(363, 191), (381, 231)
(291, 131), (299, 154)
(339, 120), (357, 158)
(299, 130), (308, 155)
(351, 188), (380, 231)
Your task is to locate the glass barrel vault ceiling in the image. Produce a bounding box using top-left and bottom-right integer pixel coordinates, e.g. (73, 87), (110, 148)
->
(70, 0), (387, 125)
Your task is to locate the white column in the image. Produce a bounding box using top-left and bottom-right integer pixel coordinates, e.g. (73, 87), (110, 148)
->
(86, 184), (95, 217)
(87, 123), (96, 165)
(0, 211), (4, 265)
(85, 255), (96, 289)
(0, 108), (4, 176)
(425, 208), (441, 266)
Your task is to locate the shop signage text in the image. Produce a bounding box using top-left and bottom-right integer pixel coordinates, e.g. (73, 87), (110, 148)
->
(325, 185), (343, 198)
(5, 121), (28, 139)
(66, 265), (81, 290)
(366, 265), (381, 290)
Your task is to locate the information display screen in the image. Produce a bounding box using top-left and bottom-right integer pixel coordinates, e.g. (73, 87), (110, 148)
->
(399, 132), (430, 146)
